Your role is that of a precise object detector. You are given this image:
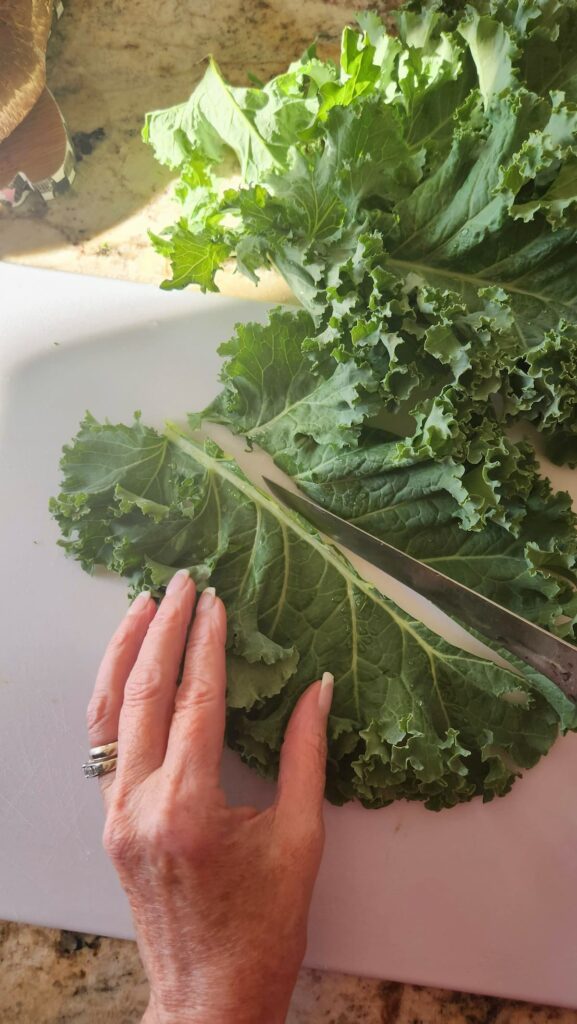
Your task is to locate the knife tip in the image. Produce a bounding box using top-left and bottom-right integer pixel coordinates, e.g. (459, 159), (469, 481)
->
(262, 475), (281, 492)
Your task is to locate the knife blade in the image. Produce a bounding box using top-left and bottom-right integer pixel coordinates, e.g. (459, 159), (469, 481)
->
(263, 477), (577, 700)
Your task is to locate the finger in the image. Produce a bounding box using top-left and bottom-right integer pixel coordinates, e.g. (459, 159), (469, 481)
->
(275, 672), (334, 830)
(163, 587), (227, 788)
(86, 591), (156, 808)
(116, 570), (196, 791)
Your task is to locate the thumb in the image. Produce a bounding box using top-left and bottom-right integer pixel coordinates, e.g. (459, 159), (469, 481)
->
(275, 672), (334, 828)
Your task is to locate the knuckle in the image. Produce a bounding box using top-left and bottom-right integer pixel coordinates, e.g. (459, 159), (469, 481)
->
(102, 815), (136, 865)
(205, 616), (225, 643)
(302, 731), (327, 764)
(86, 693), (109, 735)
(190, 626), (223, 660)
(146, 805), (181, 851)
(123, 659), (167, 703)
(278, 816), (324, 862)
(107, 619), (141, 659)
(284, 726), (326, 766)
(146, 809), (184, 858)
(152, 601), (186, 635)
(145, 802), (216, 864)
(179, 672), (216, 711)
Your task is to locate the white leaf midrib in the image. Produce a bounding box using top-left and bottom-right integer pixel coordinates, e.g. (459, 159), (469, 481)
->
(165, 423), (519, 684)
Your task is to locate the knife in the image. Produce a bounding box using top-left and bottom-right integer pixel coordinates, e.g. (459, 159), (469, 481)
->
(263, 477), (577, 700)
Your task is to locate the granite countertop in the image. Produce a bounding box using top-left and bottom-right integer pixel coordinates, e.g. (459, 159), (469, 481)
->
(0, 0), (359, 301)
(2, 922), (575, 1024)
(0, 2), (574, 1022)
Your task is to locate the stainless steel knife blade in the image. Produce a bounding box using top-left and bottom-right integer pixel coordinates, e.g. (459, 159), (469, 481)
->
(264, 477), (577, 700)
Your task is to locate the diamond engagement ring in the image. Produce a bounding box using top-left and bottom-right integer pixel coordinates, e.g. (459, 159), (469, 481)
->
(82, 740), (118, 779)
(82, 757), (118, 779)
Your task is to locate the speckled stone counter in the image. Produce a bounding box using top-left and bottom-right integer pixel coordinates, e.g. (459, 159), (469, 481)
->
(0, 0), (394, 300)
(1, 2), (576, 1022)
(2, 922), (576, 1024)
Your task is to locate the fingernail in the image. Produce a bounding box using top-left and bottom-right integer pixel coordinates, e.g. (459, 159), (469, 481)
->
(318, 672), (334, 717)
(166, 569), (190, 595)
(127, 590), (151, 615)
(199, 586), (216, 610)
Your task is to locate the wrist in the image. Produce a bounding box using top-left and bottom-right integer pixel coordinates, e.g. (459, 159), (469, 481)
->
(143, 987), (290, 1024)
(143, 1005), (287, 1024)
(139, 946), (300, 1024)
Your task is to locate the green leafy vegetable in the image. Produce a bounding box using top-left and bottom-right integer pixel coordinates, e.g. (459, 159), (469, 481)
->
(204, 309), (577, 639)
(144, 0), (577, 484)
(51, 0), (577, 810)
(50, 413), (576, 809)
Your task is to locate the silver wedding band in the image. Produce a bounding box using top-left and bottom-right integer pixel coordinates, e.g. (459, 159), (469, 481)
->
(82, 740), (118, 779)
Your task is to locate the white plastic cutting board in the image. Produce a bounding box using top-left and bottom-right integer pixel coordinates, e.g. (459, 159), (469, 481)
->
(2, 263), (577, 1009)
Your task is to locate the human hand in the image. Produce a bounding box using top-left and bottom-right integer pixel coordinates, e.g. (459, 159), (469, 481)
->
(86, 570), (334, 1024)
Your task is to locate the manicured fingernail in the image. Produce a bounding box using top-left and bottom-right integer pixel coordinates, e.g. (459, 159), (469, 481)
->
(199, 586), (216, 610)
(166, 569), (190, 595)
(318, 672), (334, 717)
(127, 590), (151, 615)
